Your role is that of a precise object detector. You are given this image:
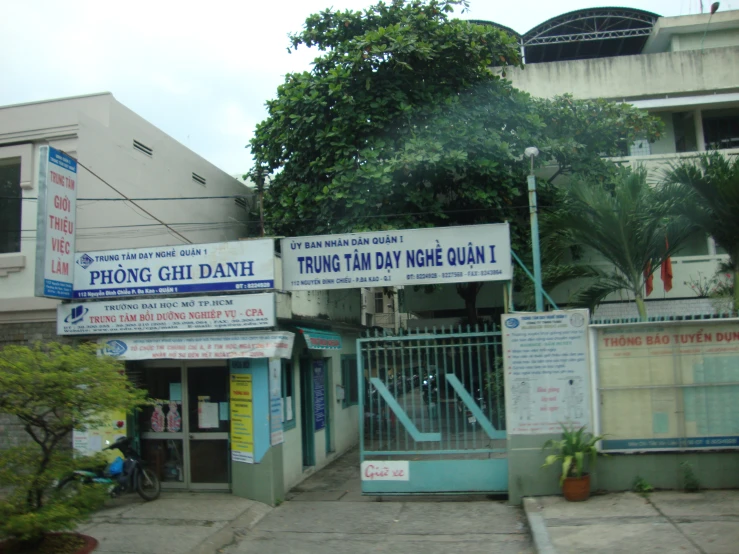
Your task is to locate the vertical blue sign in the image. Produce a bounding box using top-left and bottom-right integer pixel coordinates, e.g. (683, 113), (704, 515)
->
(313, 361), (326, 431)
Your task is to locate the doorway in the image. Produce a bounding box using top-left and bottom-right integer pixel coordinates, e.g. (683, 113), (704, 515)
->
(299, 358), (315, 468)
(137, 362), (230, 490)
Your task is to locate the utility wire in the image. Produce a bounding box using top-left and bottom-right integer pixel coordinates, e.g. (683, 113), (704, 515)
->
(59, 151), (193, 245)
(2, 195), (251, 201)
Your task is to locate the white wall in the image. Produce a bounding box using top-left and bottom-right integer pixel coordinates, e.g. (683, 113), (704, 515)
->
(290, 289), (361, 324)
(507, 46), (739, 101)
(671, 29), (739, 52)
(405, 281), (507, 313)
(0, 93), (251, 314)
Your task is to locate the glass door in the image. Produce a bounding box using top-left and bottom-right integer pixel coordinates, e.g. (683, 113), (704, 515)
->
(187, 366), (230, 490)
(138, 366), (187, 489)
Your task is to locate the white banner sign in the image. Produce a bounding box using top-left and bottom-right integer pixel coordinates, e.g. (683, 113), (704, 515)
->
(361, 461), (409, 481)
(99, 331), (294, 360)
(502, 310), (592, 435)
(73, 239), (275, 299)
(35, 146), (77, 299)
(58, 293), (275, 335)
(281, 224), (511, 290)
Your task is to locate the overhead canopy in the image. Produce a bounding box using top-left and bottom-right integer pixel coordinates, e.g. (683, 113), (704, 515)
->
(468, 8), (661, 64)
(298, 327), (343, 351)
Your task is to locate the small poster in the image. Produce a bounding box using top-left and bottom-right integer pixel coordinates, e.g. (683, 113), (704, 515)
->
(502, 310), (591, 435)
(198, 402), (219, 429)
(169, 383), (182, 402)
(313, 361), (326, 431)
(219, 402), (229, 421)
(167, 402), (182, 432)
(230, 374), (254, 463)
(269, 359), (284, 445)
(72, 410), (127, 455)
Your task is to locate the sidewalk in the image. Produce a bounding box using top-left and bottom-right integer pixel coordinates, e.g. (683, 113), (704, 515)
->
(523, 490), (739, 554)
(224, 447), (533, 553)
(78, 448), (533, 553)
(77, 492), (271, 554)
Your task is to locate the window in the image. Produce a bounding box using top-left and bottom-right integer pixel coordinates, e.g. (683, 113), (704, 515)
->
(341, 354), (359, 408)
(703, 108), (739, 150)
(374, 291), (384, 313)
(0, 158), (21, 254)
(628, 139), (651, 157)
(281, 359), (296, 430)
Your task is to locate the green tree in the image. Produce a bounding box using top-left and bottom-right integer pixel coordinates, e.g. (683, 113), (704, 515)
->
(537, 167), (692, 320)
(0, 343), (148, 545)
(662, 152), (739, 313)
(249, 0), (662, 321)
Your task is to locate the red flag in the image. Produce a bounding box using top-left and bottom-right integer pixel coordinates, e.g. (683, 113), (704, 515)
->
(661, 238), (673, 293)
(644, 261), (653, 297)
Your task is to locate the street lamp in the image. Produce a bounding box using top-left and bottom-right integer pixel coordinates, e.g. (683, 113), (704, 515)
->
(525, 147), (544, 312)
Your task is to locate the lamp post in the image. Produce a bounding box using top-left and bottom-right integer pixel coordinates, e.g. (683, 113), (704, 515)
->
(525, 147), (544, 312)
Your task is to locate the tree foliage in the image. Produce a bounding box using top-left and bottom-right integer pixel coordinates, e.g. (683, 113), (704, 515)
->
(248, 0), (663, 317)
(662, 152), (739, 313)
(537, 167), (693, 320)
(0, 342), (148, 544)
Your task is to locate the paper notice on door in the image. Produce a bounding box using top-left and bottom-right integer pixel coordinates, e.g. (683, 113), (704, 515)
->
(169, 382), (182, 402)
(198, 402), (219, 429)
(286, 396), (293, 422)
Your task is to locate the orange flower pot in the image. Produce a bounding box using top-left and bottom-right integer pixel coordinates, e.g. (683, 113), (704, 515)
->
(562, 474), (591, 502)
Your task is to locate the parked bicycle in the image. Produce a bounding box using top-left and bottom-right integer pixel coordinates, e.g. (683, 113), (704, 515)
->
(57, 436), (160, 501)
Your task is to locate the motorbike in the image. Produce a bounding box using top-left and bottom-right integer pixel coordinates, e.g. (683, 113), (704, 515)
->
(57, 436), (161, 501)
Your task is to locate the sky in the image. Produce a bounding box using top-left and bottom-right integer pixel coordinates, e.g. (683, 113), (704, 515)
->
(0, 0), (729, 176)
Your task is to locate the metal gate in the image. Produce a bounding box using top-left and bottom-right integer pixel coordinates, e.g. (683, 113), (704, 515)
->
(358, 325), (507, 495)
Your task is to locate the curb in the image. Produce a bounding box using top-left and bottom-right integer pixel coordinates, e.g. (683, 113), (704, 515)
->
(523, 497), (558, 554)
(188, 501), (273, 554)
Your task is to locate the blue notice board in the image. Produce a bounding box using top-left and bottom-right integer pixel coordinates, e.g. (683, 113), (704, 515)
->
(313, 361), (326, 431)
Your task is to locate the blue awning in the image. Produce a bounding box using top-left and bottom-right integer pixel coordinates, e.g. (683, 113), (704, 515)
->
(298, 327), (342, 350)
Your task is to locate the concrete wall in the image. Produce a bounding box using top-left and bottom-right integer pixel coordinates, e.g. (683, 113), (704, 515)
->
(507, 46), (739, 101)
(508, 435), (739, 504)
(671, 29), (739, 52)
(290, 289), (362, 325)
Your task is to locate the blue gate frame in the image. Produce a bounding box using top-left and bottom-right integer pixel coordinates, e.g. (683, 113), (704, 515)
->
(358, 324), (507, 494)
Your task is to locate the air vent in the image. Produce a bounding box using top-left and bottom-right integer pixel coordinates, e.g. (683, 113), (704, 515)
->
(234, 197), (247, 210)
(133, 140), (153, 157)
(192, 172), (206, 186)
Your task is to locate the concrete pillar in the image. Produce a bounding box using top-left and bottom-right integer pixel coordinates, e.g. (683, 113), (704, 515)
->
(695, 109), (706, 151)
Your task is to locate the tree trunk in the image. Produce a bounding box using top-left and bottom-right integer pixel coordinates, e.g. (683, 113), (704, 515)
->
(456, 283), (483, 326)
(635, 294), (648, 322)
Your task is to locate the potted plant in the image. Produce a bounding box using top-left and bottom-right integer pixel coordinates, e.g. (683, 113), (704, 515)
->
(0, 343), (148, 553)
(542, 424), (605, 502)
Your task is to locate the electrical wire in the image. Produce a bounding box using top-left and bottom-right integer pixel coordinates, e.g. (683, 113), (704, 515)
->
(1, 195), (251, 201)
(59, 151), (194, 245)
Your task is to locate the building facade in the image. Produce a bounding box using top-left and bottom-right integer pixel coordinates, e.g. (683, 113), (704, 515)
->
(503, 8), (739, 315)
(0, 93), (363, 504)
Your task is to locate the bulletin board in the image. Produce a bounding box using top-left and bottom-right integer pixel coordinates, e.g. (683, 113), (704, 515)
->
(595, 321), (739, 451)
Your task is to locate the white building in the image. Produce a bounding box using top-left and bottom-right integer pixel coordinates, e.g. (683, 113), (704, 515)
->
(503, 7), (739, 319)
(0, 92), (364, 502)
(0, 92), (250, 331)
(390, 8), (739, 325)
